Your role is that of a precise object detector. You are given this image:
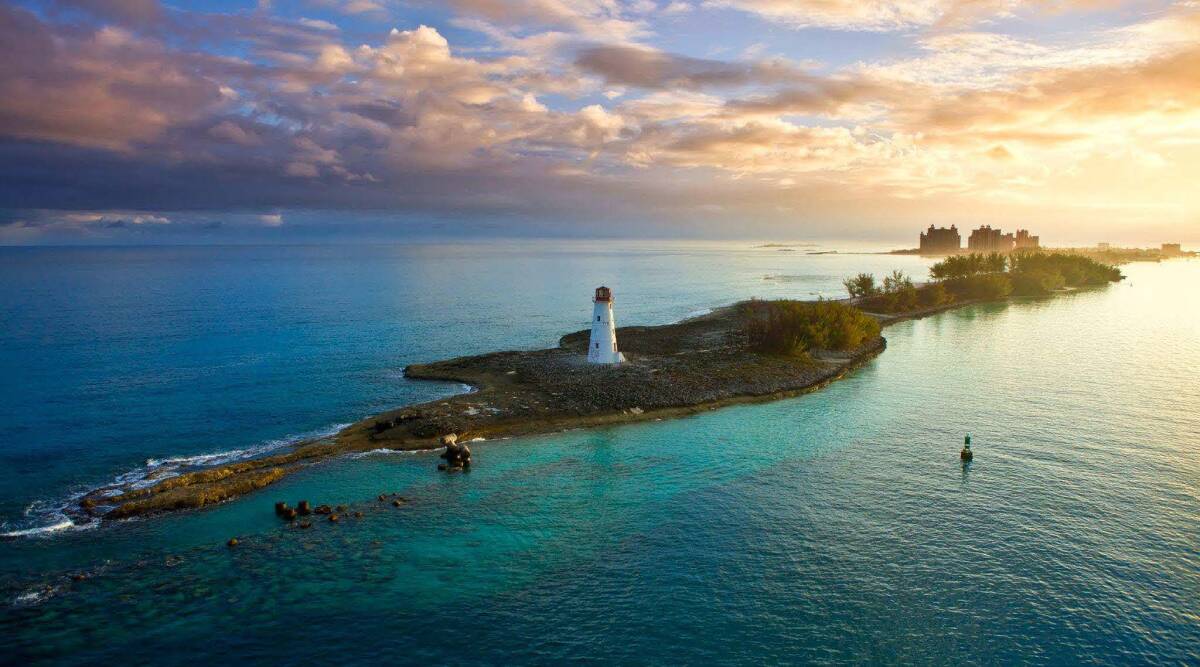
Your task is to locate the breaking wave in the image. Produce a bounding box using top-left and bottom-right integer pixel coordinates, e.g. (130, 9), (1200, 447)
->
(1, 422), (350, 540)
(348, 447), (427, 459)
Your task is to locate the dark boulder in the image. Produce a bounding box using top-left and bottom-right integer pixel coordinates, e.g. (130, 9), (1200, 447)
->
(297, 500), (312, 515)
(438, 433), (473, 471)
(274, 501), (290, 516)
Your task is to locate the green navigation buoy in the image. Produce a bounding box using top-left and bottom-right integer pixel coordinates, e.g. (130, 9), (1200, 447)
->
(960, 433), (973, 461)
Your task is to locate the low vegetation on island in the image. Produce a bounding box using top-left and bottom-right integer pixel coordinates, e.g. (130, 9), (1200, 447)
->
(845, 251), (1123, 314)
(743, 300), (881, 357)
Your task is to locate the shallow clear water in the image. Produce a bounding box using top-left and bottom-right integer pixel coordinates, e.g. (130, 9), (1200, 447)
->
(0, 244), (1197, 664)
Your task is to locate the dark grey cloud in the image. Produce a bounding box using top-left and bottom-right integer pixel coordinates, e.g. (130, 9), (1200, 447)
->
(54, 0), (164, 26)
(575, 44), (802, 90)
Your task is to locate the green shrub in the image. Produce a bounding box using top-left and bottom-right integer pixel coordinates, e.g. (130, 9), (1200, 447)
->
(1008, 251), (1122, 286)
(842, 273), (879, 301)
(929, 252), (1009, 280)
(854, 270), (930, 313)
(883, 285), (919, 312)
(743, 300), (881, 356)
(918, 282), (952, 307)
(945, 273), (1013, 300)
(1010, 268), (1066, 296)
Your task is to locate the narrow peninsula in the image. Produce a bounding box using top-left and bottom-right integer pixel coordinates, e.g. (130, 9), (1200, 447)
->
(79, 251), (1126, 521)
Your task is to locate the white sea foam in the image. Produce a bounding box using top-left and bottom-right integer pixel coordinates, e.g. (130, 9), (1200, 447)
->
(348, 447), (426, 459)
(2, 422), (350, 539)
(1, 519), (76, 539)
(12, 585), (60, 607)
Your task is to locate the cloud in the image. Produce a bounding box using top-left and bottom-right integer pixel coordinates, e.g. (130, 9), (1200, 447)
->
(55, 0), (164, 27)
(705, 0), (1141, 32)
(438, 0), (648, 41)
(0, 7), (226, 150)
(60, 211), (170, 225)
(575, 44), (803, 89)
(704, 0), (942, 31)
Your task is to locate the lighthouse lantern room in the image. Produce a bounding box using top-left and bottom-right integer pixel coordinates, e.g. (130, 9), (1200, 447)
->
(587, 286), (625, 365)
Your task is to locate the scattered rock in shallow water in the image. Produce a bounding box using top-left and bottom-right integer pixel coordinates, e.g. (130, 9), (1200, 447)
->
(353, 511), (363, 518)
(392, 499), (403, 507)
(314, 504), (332, 515)
(336, 504), (347, 512)
(438, 434), (473, 471)
(227, 538), (239, 548)
(328, 514), (339, 523)
(70, 573), (87, 582)
(297, 500), (311, 515)
(274, 501), (290, 516)
(378, 494), (387, 502)
(283, 508), (298, 521)
(297, 521), (312, 529)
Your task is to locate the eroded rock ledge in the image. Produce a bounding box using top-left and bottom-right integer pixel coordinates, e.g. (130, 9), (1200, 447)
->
(80, 302), (888, 520)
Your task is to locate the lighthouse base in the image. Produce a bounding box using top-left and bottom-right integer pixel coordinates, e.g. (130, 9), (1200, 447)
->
(587, 351), (626, 365)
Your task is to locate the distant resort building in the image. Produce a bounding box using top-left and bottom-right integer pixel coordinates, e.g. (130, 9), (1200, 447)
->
(1162, 243), (1182, 256)
(918, 224), (1041, 255)
(1014, 229), (1040, 250)
(918, 225), (961, 254)
(967, 226), (1016, 253)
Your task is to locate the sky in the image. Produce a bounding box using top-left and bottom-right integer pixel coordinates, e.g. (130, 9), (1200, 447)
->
(1, 0), (1198, 245)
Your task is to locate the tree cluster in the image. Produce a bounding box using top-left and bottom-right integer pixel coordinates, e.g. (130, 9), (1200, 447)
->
(743, 300), (881, 357)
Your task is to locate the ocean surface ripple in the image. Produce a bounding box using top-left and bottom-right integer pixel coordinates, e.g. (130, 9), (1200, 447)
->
(0, 244), (1196, 665)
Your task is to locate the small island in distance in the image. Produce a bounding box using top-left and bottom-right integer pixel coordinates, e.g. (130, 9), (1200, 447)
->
(80, 249), (1135, 521)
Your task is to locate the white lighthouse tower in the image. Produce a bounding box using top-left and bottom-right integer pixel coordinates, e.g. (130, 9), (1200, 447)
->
(587, 286), (625, 364)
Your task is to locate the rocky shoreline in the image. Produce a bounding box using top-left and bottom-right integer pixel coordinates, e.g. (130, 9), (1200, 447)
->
(77, 298), (931, 521)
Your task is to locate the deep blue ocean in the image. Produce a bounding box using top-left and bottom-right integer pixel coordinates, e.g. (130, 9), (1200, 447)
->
(1, 242), (1197, 665)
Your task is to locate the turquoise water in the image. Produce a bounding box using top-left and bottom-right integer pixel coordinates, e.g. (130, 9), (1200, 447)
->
(1, 244), (1197, 664)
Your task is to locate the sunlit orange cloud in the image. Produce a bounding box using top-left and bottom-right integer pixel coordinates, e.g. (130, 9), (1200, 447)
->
(0, 0), (1197, 243)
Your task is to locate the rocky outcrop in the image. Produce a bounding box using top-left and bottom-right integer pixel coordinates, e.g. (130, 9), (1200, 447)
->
(103, 467), (286, 519)
(437, 434), (472, 471)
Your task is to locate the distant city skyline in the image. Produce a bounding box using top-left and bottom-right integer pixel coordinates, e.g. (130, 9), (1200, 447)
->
(2, 1), (1199, 245)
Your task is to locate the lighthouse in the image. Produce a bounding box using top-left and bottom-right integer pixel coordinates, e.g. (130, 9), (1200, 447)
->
(587, 286), (625, 364)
